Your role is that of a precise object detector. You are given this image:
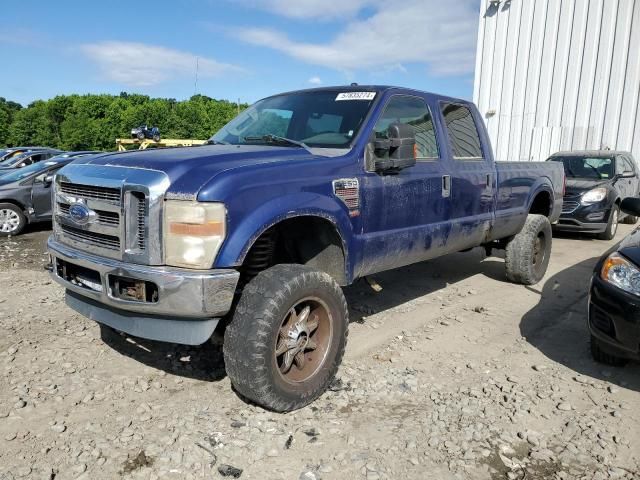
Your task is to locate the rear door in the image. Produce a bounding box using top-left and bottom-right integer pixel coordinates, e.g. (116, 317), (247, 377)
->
(359, 94), (452, 275)
(437, 102), (495, 249)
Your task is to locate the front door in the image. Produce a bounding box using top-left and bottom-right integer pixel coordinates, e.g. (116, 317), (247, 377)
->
(359, 94), (452, 276)
(31, 168), (58, 219)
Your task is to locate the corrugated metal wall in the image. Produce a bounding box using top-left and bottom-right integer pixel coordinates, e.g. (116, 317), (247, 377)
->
(473, 0), (640, 162)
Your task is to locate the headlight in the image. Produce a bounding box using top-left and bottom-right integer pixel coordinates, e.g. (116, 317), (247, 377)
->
(601, 252), (640, 296)
(164, 200), (226, 269)
(581, 187), (607, 204)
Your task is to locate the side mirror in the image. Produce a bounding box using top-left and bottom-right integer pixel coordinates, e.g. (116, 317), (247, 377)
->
(44, 174), (54, 185)
(621, 170), (635, 178)
(620, 197), (640, 217)
(373, 123), (416, 172)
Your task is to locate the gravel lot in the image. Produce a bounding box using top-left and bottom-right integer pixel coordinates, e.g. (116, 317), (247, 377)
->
(1, 223), (639, 480)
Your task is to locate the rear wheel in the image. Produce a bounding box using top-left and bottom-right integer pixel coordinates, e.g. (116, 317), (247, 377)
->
(597, 205), (619, 240)
(223, 264), (348, 412)
(590, 335), (627, 367)
(136, 131), (145, 140)
(505, 214), (552, 285)
(0, 203), (26, 236)
(153, 134), (161, 142)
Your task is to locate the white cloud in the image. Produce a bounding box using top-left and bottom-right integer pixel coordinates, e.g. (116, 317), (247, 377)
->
(238, 0), (379, 20)
(234, 0), (478, 76)
(308, 76), (322, 85)
(80, 41), (241, 87)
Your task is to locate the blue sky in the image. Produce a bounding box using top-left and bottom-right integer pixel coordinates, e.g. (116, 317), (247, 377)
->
(0, 0), (481, 106)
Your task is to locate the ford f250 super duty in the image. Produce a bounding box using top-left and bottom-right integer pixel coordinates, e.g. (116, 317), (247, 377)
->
(47, 86), (564, 411)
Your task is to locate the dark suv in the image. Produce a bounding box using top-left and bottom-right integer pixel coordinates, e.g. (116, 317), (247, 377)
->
(548, 151), (639, 240)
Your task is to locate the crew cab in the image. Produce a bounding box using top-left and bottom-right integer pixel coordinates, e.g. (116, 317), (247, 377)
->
(47, 86), (564, 411)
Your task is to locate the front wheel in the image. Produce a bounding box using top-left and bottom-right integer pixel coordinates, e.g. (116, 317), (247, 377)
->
(152, 134), (161, 142)
(505, 214), (552, 285)
(0, 203), (27, 236)
(597, 205), (619, 240)
(136, 131), (145, 140)
(223, 264), (349, 412)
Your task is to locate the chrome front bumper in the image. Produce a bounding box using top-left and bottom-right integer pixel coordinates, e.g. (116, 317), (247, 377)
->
(48, 237), (240, 345)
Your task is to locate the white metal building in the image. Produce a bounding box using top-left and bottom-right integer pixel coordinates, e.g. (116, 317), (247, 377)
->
(473, 0), (640, 162)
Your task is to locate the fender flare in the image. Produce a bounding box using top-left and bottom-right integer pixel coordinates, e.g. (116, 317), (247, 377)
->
(526, 178), (554, 214)
(215, 192), (354, 278)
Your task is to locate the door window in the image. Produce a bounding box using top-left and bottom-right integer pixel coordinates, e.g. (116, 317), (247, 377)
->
(440, 103), (484, 160)
(373, 95), (438, 159)
(623, 157), (636, 174)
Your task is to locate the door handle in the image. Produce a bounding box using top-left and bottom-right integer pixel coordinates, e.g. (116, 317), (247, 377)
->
(442, 175), (451, 198)
(486, 173), (492, 188)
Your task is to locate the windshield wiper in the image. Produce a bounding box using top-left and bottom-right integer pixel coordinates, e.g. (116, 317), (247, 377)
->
(206, 139), (230, 145)
(244, 134), (311, 152)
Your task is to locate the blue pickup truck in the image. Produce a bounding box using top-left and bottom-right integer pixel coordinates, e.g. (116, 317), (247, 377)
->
(47, 86), (564, 411)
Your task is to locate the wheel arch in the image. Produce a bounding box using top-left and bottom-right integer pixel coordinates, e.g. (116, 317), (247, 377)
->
(215, 194), (354, 285)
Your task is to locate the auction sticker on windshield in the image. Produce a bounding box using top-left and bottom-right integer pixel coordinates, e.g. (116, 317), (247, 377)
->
(336, 92), (376, 101)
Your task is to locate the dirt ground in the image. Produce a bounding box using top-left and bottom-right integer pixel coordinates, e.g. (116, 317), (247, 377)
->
(1, 222), (639, 480)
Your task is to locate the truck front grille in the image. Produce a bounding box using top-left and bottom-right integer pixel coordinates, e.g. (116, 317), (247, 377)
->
(59, 182), (121, 204)
(60, 224), (121, 251)
(57, 203), (120, 227)
(53, 164), (167, 265)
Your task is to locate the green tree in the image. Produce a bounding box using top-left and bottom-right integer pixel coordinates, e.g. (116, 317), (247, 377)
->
(1, 93), (247, 150)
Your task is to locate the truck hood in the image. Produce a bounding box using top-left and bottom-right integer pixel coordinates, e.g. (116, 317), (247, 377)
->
(75, 145), (320, 197)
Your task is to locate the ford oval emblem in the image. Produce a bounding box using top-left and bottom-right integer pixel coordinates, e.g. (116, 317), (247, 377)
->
(68, 203), (95, 225)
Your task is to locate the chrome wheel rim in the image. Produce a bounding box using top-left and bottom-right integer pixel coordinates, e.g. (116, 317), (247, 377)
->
(0, 209), (20, 233)
(275, 297), (333, 384)
(532, 231), (547, 277)
(611, 209), (618, 236)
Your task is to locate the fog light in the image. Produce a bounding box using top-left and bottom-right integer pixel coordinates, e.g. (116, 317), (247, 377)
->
(587, 212), (605, 221)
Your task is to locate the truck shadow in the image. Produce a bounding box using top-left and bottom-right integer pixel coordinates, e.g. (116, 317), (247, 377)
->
(519, 257), (640, 392)
(99, 248), (508, 382)
(344, 248), (507, 323)
(99, 326), (227, 382)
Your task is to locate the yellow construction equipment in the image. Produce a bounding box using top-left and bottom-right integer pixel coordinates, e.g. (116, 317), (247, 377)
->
(116, 138), (207, 151)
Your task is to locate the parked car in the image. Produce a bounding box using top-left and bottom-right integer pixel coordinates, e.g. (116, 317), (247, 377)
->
(0, 151), (100, 236)
(0, 146), (50, 163)
(589, 196), (640, 365)
(47, 85), (564, 411)
(548, 151), (639, 240)
(0, 148), (63, 172)
(131, 125), (160, 142)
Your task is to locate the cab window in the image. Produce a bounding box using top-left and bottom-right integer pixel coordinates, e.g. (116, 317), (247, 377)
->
(373, 95), (438, 159)
(440, 103), (484, 160)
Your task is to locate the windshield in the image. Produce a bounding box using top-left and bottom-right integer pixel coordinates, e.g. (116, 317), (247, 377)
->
(550, 156), (614, 179)
(0, 160), (59, 183)
(209, 90), (377, 148)
(0, 152), (30, 167)
(0, 150), (27, 164)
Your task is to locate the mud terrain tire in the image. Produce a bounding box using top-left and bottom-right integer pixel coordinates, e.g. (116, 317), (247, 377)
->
(505, 214), (552, 285)
(224, 264), (349, 412)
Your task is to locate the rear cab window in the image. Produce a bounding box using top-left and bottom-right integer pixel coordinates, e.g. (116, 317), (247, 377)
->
(440, 103), (484, 160)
